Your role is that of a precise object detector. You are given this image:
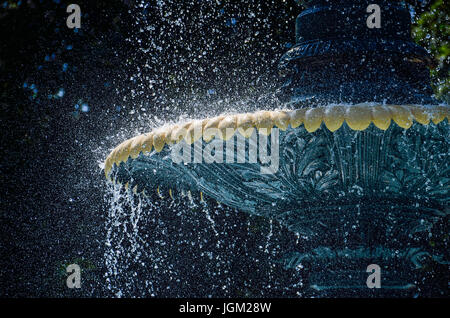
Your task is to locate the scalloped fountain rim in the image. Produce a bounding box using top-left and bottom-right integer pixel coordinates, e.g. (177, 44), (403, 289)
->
(104, 104), (449, 179)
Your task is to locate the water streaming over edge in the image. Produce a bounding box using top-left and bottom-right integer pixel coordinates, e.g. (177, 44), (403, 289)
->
(102, 178), (305, 297)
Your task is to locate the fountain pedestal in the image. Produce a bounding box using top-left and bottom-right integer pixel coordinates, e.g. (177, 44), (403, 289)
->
(283, 201), (448, 293)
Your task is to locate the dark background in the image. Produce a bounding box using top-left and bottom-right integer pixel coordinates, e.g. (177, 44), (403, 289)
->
(0, 0), (446, 297)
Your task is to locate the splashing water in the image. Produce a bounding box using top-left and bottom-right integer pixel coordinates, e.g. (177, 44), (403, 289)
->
(102, 176), (305, 297)
(104, 183), (150, 297)
(100, 3), (297, 296)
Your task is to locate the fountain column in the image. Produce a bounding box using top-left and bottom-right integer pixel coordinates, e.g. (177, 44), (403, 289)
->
(279, 0), (435, 105)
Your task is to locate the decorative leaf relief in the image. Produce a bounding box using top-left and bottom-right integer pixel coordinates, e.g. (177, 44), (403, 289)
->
(382, 123), (449, 201)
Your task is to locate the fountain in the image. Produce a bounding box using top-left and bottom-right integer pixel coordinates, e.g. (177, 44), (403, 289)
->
(104, 0), (448, 294)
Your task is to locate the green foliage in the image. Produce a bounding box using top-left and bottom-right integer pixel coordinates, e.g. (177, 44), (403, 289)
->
(412, 0), (449, 101)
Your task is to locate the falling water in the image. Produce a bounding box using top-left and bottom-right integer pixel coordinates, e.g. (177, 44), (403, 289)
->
(102, 176), (306, 297)
(100, 1), (301, 293)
